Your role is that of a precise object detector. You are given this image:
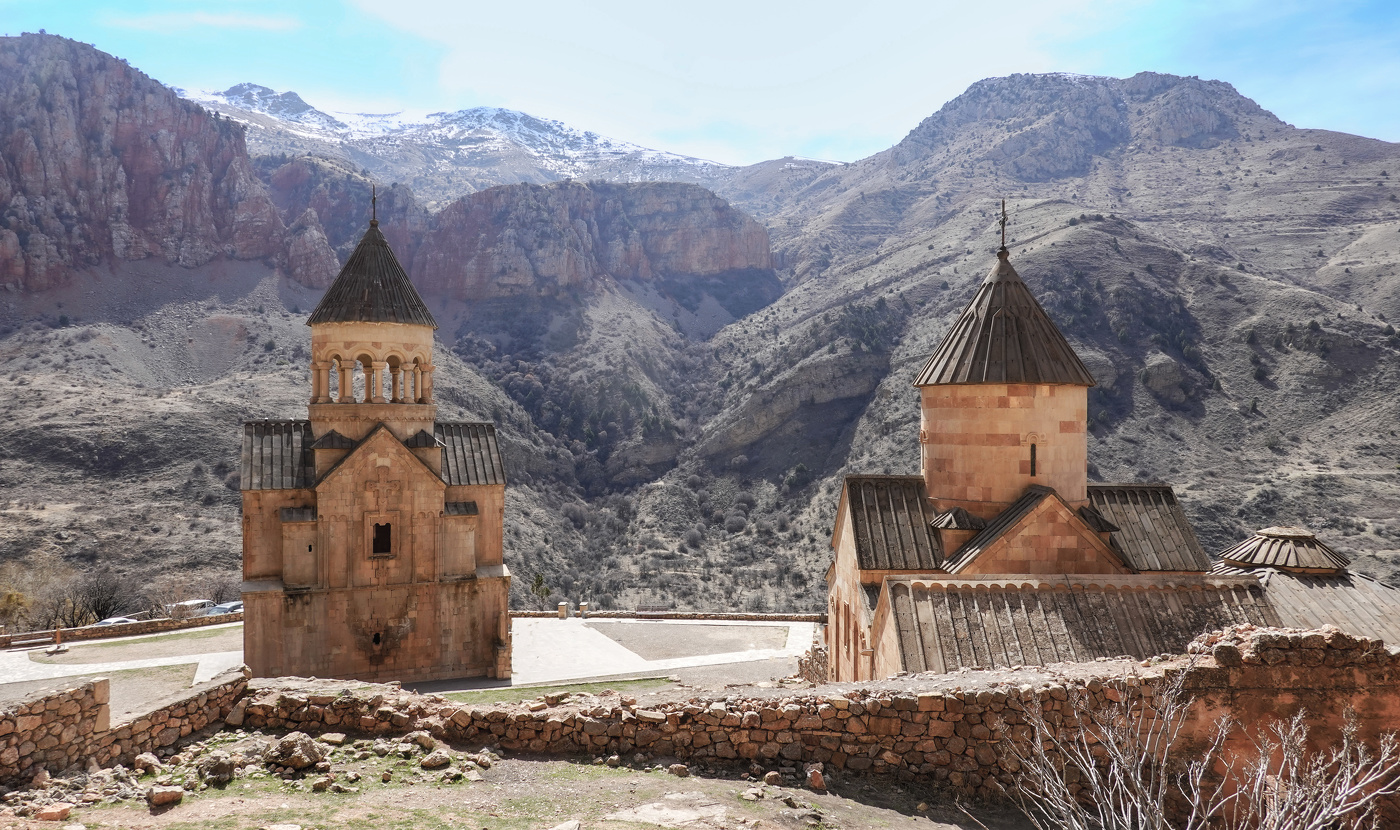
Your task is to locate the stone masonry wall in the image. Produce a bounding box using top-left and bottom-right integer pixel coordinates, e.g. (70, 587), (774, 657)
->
(226, 625), (1400, 800)
(0, 673), (247, 787)
(5, 625), (1396, 801)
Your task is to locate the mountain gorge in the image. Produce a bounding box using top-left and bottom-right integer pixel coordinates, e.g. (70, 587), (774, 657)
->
(1, 35), (1398, 618)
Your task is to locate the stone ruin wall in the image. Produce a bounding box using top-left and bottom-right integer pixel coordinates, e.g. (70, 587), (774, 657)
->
(0, 673), (247, 787)
(4, 625), (1400, 799)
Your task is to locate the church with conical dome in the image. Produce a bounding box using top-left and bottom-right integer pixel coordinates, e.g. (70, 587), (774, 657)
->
(824, 216), (1400, 682)
(240, 215), (511, 682)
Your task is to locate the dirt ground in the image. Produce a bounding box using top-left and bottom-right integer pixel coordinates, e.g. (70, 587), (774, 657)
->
(10, 746), (1033, 830)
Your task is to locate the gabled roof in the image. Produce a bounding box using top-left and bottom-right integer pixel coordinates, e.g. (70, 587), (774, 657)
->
(307, 221), (437, 328)
(309, 430), (356, 450)
(886, 574), (1277, 674)
(316, 422), (446, 492)
(942, 485), (1054, 571)
(913, 249), (1095, 386)
(932, 506), (986, 531)
(943, 485), (1129, 575)
(437, 423), (507, 486)
(1088, 484), (1211, 571)
(1218, 526), (1349, 573)
(241, 421), (315, 490)
(241, 421), (506, 490)
(842, 476), (943, 570)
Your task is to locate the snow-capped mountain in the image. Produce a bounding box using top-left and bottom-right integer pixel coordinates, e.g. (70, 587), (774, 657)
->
(181, 83), (730, 207)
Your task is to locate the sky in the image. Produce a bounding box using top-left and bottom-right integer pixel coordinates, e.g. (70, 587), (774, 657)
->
(2, 0), (1398, 166)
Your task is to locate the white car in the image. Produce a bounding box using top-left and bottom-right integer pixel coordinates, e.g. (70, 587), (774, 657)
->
(93, 616), (139, 626)
(165, 599), (216, 618)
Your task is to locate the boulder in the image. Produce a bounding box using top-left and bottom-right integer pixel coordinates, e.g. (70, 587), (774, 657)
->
(262, 731), (325, 770)
(34, 802), (73, 820)
(133, 752), (162, 774)
(420, 749), (452, 770)
(146, 786), (184, 807)
(196, 750), (236, 785)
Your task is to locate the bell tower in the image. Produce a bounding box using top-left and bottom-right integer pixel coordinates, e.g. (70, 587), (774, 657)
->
(912, 206), (1096, 520)
(305, 214), (439, 473)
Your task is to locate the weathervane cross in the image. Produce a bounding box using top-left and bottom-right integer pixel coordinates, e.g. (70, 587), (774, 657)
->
(999, 199), (1008, 250)
(372, 184), (377, 223)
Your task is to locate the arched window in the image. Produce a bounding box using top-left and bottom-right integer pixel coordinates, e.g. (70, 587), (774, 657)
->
(1030, 443), (1037, 477)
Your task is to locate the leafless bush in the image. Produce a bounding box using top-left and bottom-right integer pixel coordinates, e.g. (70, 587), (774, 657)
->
(1194, 712), (1400, 830)
(983, 669), (1400, 830)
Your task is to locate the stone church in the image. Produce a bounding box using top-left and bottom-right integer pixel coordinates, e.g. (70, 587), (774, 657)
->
(826, 232), (1400, 682)
(240, 217), (511, 682)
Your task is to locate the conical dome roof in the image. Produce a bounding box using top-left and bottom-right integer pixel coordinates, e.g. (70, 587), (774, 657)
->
(914, 249), (1095, 386)
(307, 221), (437, 328)
(1219, 526), (1349, 573)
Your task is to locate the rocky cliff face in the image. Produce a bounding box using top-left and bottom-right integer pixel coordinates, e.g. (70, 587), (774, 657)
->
(254, 155), (429, 277)
(413, 181), (774, 302)
(0, 34), (288, 292)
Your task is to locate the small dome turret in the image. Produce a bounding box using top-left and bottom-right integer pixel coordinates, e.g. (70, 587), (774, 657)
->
(1218, 526), (1349, 574)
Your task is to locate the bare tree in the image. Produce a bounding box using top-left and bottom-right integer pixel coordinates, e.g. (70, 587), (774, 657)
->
(73, 568), (137, 622)
(1190, 712), (1400, 830)
(983, 669), (1400, 830)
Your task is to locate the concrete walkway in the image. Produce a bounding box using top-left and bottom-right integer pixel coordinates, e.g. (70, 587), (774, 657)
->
(0, 623), (246, 689)
(506, 618), (816, 687)
(0, 618), (815, 693)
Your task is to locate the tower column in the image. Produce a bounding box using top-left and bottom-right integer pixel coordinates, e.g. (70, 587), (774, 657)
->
(337, 362), (354, 403)
(391, 366), (405, 403)
(420, 364), (435, 404)
(370, 361), (389, 404)
(310, 361), (332, 404)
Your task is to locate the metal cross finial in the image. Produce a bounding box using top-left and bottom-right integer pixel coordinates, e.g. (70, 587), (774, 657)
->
(999, 199), (1008, 250)
(372, 185), (377, 223)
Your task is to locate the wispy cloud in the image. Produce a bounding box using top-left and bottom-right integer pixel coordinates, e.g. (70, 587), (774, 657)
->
(102, 11), (302, 32)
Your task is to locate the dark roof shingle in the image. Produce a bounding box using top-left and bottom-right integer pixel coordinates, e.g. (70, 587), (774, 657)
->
(241, 421), (315, 490)
(844, 476), (944, 571)
(437, 423), (507, 486)
(1088, 484), (1211, 571)
(307, 221), (437, 328)
(914, 250), (1095, 387)
(1209, 566), (1400, 644)
(887, 575), (1278, 673)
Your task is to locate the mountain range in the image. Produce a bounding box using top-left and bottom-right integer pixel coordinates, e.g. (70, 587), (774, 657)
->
(1, 32), (1397, 616)
(184, 83), (731, 209)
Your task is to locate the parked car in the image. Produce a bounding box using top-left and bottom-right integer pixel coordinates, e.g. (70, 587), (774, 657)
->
(164, 599), (215, 619)
(208, 601), (243, 616)
(92, 616), (139, 626)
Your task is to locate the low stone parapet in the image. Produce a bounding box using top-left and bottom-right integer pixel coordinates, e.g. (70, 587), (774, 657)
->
(0, 613), (243, 650)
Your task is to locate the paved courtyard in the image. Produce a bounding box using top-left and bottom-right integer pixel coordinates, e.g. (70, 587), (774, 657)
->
(0, 617), (817, 708)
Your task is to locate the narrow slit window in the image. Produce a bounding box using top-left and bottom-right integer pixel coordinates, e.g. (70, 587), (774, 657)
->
(372, 522), (392, 555)
(1030, 443), (1037, 477)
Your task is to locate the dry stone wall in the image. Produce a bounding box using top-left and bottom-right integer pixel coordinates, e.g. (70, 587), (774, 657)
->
(4, 625), (1398, 802)
(230, 624), (1400, 799)
(0, 673), (247, 787)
